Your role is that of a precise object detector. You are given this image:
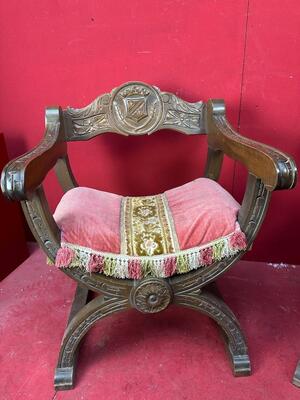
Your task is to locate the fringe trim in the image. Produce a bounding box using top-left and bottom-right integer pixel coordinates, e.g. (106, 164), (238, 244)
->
(55, 222), (247, 280)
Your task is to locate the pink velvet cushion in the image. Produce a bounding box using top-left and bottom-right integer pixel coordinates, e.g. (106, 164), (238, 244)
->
(54, 187), (122, 254)
(165, 179), (240, 250)
(53, 178), (246, 279)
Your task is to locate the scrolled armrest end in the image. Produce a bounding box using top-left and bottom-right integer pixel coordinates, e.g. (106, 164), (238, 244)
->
(206, 99), (297, 192)
(275, 157), (297, 190)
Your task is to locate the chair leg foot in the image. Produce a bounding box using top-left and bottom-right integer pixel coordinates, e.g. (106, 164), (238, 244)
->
(174, 287), (251, 377)
(54, 367), (74, 391)
(54, 284), (89, 391)
(54, 291), (129, 390)
(292, 360), (300, 387)
(230, 352), (251, 376)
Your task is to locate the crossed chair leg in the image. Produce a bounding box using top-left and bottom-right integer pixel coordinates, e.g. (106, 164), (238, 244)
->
(54, 278), (251, 391)
(293, 360), (300, 387)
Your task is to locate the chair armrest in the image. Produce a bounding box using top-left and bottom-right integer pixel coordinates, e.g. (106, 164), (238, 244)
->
(206, 100), (297, 191)
(1, 107), (67, 200)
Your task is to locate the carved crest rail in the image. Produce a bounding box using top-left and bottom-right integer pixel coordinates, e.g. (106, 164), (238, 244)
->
(64, 81), (205, 139)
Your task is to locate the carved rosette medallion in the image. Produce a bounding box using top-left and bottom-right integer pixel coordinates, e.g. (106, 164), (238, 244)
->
(110, 82), (163, 135)
(130, 278), (173, 313)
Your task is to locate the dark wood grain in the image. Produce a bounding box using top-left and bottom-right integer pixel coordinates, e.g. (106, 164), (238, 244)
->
(54, 154), (78, 192)
(1, 107), (66, 201)
(0, 82), (297, 390)
(206, 99), (297, 191)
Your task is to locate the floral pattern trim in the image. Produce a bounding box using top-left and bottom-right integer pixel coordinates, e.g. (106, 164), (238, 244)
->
(120, 194), (179, 257)
(55, 223), (247, 280)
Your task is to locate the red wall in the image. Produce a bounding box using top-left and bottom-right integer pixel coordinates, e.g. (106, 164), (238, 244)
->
(0, 1), (299, 264)
(0, 134), (28, 279)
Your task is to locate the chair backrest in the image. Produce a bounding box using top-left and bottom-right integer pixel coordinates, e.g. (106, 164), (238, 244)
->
(63, 81), (206, 140)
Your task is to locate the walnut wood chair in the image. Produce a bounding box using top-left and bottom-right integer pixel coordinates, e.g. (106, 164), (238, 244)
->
(1, 82), (297, 390)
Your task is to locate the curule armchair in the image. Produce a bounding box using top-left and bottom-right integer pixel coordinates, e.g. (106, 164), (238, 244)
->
(1, 82), (297, 390)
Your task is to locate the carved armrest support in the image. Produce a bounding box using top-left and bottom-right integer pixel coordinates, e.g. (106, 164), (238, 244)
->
(206, 100), (297, 191)
(238, 174), (271, 245)
(1, 107), (67, 201)
(21, 186), (61, 261)
(54, 155), (79, 193)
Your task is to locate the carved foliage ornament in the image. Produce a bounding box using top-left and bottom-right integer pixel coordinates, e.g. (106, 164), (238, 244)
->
(65, 82), (204, 138)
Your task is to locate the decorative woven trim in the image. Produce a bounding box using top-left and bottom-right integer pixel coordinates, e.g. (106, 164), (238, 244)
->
(55, 222), (247, 280)
(120, 196), (127, 255)
(120, 194), (179, 256)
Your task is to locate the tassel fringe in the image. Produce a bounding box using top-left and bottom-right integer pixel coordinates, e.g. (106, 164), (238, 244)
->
(54, 224), (247, 280)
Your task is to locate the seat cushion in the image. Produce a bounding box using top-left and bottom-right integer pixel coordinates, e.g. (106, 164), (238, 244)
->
(53, 178), (247, 279)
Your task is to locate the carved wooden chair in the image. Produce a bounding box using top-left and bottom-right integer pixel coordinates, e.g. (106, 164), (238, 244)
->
(1, 82), (297, 390)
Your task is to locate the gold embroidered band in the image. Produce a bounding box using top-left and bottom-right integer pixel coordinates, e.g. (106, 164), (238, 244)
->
(121, 194), (179, 256)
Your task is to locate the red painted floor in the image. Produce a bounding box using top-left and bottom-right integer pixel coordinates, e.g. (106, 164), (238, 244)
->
(1, 248), (299, 400)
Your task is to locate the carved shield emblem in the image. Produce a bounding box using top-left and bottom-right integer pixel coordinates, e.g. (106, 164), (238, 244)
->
(124, 95), (148, 123)
(111, 82), (163, 134)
